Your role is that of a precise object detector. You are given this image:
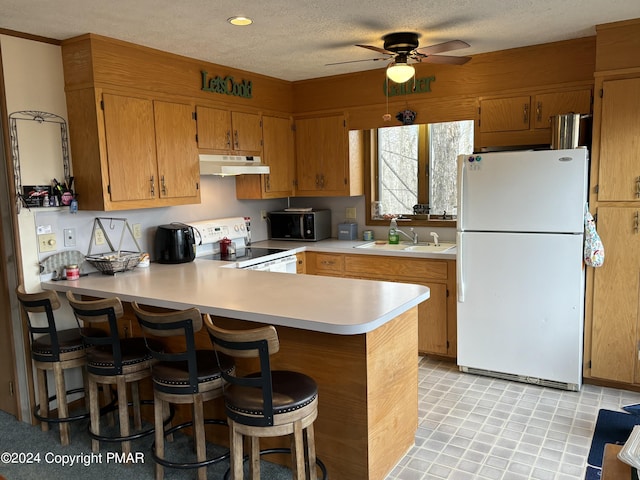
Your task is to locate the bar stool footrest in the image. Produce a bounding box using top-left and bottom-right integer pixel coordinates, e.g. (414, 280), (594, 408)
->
(223, 447), (328, 480)
(34, 387), (90, 424)
(88, 398), (162, 443)
(152, 418), (230, 470)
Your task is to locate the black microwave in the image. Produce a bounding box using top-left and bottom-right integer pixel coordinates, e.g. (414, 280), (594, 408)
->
(268, 209), (331, 241)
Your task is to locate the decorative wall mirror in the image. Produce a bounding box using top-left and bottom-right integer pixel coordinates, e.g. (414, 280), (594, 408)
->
(362, 119), (474, 227)
(9, 110), (71, 212)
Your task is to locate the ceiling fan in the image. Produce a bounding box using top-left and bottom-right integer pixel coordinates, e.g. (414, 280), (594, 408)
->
(329, 32), (471, 83)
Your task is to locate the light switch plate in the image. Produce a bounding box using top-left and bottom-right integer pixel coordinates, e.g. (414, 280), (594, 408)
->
(94, 228), (106, 245)
(38, 233), (57, 252)
(63, 228), (76, 247)
(132, 223), (142, 239)
(346, 207), (357, 219)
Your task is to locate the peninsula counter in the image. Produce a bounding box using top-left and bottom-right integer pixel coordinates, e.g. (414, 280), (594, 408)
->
(43, 260), (430, 479)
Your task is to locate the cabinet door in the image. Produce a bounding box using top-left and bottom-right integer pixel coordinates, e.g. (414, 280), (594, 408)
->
(533, 89), (592, 129)
(419, 283), (448, 355)
(295, 114), (347, 195)
(262, 115), (294, 197)
(196, 106), (231, 150)
(591, 207), (640, 383)
(480, 96), (531, 133)
(103, 93), (157, 202)
(154, 101), (199, 199)
(231, 111), (262, 152)
(597, 78), (640, 201)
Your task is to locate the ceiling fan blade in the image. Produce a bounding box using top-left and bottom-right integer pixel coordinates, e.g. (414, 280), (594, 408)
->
(356, 44), (395, 55)
(416, 40), (470, 55)
(325, 57), (390, 66)
(415, 54), (471, 65)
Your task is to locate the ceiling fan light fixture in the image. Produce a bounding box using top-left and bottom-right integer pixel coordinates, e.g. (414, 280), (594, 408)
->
(386, 61), (415, 83)
(227, 16), (253, 26)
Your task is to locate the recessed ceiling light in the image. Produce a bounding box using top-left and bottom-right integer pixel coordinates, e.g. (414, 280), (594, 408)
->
(227, 16), (253, 26)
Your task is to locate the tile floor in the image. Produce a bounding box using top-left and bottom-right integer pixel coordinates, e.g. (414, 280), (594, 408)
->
(386, 356), (640, 480)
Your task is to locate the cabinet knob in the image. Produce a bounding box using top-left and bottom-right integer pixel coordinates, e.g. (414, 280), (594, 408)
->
(523, 103), (529, 124)
(226, 131), (231, 148)
(150, 175), (155, 196)
(234, 130), (239, 149)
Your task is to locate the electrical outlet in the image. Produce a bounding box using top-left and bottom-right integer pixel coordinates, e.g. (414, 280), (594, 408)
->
(132, 223), (142, 239)
(346, 207), (357, 220)
(38, 233), (57, 252)
(94, 228), (106, 246)
(260, 210), (267, 221)
(63, 228), (76, 247)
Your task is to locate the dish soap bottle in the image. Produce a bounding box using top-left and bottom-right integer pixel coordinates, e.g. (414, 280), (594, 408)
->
(388, 218), (400, 244)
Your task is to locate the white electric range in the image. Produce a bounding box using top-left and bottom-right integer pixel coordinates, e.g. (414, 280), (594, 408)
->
(187, 217), (297, 273)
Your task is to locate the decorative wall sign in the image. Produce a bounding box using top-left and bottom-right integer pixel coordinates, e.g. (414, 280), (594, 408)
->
(201, 70), (253, 99)
(384, 75), (435, 97)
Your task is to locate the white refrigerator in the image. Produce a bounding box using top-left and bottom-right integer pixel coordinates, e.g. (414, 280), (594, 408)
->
(456, 148), (588, 391)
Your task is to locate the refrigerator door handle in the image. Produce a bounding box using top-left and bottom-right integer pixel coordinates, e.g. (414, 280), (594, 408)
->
(457, 155), (465, 229)
(457, 232), (465, 302)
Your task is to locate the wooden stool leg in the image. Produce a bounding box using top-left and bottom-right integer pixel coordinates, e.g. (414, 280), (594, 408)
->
(116, 376), (131, 456)
(131, 381), (142, 430)
(291, 421), (305, 480)
(153, 393), (164, 480)
(305, 424), (317, 480)
(163, 400), (173, 442)
(193, 395), (207, 480)
(53, 363), (70, 445)
(88, 378), (101, 453)
(250, 436), (260, 479)
(103, 383), (115, 426)
(230, 420), (244, 480)
(36, 367), (49, 432)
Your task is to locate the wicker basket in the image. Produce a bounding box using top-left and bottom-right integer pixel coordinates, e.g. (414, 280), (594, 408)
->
(86, 251), (141, 275)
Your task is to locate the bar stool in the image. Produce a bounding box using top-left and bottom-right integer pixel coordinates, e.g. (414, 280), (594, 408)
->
(132, 302), (234, 480)
(15, 285), (91, 445)
(66, 291), (157, 455)
(204, 316), (325, 480)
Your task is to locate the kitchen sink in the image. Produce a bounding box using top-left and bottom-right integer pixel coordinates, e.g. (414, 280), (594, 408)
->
(355, 241), (456, 253)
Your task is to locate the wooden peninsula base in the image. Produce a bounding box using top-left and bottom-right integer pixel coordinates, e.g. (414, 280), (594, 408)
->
(212, 307), (418, 480)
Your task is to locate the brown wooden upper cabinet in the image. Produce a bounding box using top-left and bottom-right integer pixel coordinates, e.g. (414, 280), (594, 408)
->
(596, 77), (640, 201)
(196, 106), (262, 154)
(294, 113), (363, 197)
(480, 88), (592, 133)
(65, 90), (200, 211)
(236, 114), (296, 199)
(477, 87), (592, 149)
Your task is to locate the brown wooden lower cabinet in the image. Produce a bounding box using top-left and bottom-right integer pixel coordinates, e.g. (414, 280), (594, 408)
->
(304, 251), (457, 357)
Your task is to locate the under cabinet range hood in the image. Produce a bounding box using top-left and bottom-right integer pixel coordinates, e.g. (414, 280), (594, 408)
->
(199, 154), (270, 176)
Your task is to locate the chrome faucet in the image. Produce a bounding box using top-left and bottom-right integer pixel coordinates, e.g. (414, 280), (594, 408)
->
(395, 226), (419, 244)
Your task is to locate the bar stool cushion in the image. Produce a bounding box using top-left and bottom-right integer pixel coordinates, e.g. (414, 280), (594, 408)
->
(225, 370), (318, 418)
(31, 327), (106, 359)
(152, 350), (234, 393)
(86, 337), (158, 372)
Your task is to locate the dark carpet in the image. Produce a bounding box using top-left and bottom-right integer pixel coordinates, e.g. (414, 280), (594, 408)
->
(585, 409), (640, 480)
(0, 409), (293, 479)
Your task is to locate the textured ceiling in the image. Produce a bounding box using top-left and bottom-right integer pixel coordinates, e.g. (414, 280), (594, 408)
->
(1, 0), (639, 81)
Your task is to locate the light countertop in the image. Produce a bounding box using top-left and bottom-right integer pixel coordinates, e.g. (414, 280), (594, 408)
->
(42, 258), (430, 335)
(251, 238), (457, 260)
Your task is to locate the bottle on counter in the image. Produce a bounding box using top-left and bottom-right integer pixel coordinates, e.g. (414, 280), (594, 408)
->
(388, 218), (399, 244)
